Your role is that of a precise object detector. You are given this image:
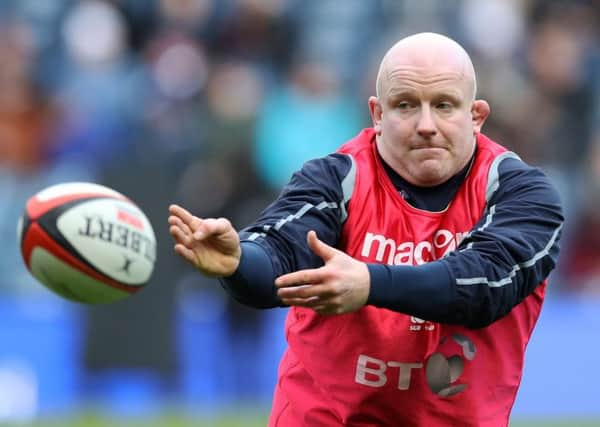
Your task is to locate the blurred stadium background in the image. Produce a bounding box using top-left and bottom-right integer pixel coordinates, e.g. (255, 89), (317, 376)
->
(0, 0), (598, 425)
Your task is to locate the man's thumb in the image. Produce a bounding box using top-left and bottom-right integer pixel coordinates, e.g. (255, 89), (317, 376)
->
(307, 230), (337, 261)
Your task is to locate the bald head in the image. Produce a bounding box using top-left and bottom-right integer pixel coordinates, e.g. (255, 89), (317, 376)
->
(375, 32), (477, 100)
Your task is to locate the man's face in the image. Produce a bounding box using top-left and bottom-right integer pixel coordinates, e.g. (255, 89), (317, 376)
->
(369, 61), (485, 187)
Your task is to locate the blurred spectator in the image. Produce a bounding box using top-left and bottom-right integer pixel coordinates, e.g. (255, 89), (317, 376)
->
(0, 18), (69, 297)
(140, 30), (209, 159)
(156, 0), (218, 37)
(289, 0), (382, 88)
(47, 0), (148, 175)
(517, 2), (596, 168)
(460, 0), (525, 60)
(209, 0), (296, 75)
(0, 20), (56, 173)
(254, 57), (365, 190)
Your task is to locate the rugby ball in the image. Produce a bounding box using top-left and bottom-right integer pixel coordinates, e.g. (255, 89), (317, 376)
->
(18, 182), (156, 304)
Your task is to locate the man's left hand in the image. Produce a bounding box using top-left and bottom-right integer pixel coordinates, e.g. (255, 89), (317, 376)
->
(275, 231), (370, 315)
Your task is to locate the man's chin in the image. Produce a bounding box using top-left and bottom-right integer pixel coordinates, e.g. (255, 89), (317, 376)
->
(411, 162), (448, 186)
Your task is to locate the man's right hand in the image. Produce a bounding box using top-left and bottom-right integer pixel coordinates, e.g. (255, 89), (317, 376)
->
(168, 204), (241, 277)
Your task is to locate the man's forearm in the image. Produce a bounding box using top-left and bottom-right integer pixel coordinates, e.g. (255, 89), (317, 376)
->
(219, 241), (283, 308)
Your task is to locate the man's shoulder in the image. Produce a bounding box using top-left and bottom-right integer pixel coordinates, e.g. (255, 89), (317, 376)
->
(475, 132), (547, 177)
(486, 152), (561, 207)
(472, 132), (561, 204)
(475, 133), (548, 177)
(288, 151), (355, 193)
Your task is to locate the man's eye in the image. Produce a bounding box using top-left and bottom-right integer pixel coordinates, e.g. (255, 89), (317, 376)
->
(397, 101), (413, 109)
(437, 102), (453, 110)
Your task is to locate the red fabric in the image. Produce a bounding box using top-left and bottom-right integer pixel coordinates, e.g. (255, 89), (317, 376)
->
(269, 129), (545, 426)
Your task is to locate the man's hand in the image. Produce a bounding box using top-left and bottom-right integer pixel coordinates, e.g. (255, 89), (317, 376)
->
(168, 204), (241, 277)
(275, 231), (370, 315)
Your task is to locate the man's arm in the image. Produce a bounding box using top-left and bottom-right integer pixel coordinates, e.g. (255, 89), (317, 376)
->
(179, 154), (563, 328)
(275, 157), (563, 327)
(365, 157), (563, 328)
(218, 153), (353, 308)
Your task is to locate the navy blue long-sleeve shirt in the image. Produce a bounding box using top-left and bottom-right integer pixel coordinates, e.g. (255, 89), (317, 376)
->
(220, 147), (563, 329)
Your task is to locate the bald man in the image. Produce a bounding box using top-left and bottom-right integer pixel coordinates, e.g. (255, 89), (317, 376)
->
(169, 33), (563, 426)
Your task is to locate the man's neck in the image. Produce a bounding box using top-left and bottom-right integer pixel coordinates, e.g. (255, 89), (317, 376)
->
(378, 149), (476, 212)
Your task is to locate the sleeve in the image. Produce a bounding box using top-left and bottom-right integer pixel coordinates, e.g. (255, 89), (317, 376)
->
(219, 153), (353, 308)
(367, 157), (564, 328)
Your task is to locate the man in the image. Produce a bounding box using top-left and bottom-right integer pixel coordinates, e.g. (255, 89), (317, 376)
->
(168, 33), (563, 426)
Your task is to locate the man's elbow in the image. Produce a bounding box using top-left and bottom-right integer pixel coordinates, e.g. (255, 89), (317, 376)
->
(456, 304), (512, 329)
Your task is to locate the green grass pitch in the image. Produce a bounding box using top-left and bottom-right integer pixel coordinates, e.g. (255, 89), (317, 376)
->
(9, 412), (599, 427)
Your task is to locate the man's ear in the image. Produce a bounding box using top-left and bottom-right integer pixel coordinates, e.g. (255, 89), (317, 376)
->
(368, 96), (383, 135)
(471, 100), (490, 134)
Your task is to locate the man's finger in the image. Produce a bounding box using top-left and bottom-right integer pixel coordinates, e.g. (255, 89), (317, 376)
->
(307, 230), (338, 262)
(188, 217), (232, 240)
(280, 295), (323, 308)
(169, 225), (192, 246)
(201, 218), (232, 237)
(174, 243), (198, 264)
(168, 215), (192, 236)
(169, 204), (201, 228)
(275, 269), (324, 288)
(277, 284), (332, 299)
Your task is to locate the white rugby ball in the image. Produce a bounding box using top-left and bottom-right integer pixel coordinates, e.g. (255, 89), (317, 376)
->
(18, 182), (156, 304)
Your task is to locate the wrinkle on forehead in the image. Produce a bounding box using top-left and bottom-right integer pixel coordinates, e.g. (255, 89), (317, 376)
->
(387, 69), (465, 88)
(376, 33), (477, 100)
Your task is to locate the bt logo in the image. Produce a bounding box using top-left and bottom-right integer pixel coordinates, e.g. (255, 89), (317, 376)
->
(355, 334), (476, 397)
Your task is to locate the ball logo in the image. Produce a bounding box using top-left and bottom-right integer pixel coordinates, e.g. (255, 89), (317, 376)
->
(78, 213), (156, 263)
(425, 334), (476, 397)
(117, 208), (144, 230)
(118, 255), (135, 275)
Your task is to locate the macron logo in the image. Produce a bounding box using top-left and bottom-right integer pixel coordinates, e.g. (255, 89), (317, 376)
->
(360, 230), (469, 265)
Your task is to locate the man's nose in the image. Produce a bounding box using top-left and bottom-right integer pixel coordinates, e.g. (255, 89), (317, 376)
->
(416, 105), (437, 138)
